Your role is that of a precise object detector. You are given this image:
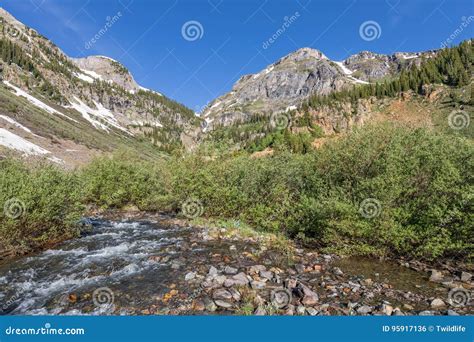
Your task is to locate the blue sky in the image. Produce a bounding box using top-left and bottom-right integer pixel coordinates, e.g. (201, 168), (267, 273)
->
(1, 0), (473, 111)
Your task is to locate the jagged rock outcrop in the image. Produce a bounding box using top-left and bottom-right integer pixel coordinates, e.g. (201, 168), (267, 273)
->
(201, 47), (436, 131)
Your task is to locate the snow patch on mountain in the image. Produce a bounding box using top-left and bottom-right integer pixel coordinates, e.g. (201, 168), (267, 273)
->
(78, 68), (103, 81)
(0, 115), (35, 134)
(3, 81), (78, 123)
(73, 71), (95, 83)
(334, 61), (353, 75)
(67, 97), (131, 134)
(0, 128), (62, 163)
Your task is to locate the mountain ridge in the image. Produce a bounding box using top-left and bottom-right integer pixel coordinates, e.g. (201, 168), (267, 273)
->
(200, 45), (437, 131)
(0, 7), (199, 165)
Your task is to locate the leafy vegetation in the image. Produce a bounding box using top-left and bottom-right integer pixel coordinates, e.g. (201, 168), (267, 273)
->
(1, 123), (471, 260)
(0, 158), (83, 253)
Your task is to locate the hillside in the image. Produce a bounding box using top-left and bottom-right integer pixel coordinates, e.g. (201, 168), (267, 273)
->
(200, 41), (473, 153)
(0, 8), (200, 166)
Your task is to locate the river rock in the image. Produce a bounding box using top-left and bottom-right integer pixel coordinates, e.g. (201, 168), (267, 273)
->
(224, 266), (238, 275)
(299, 284), (319, 306)
(203, 297), (217, 312)
(201, 279), (215, 289)
(213, 288), (233, 301)
(248, 265), (266, 275)
(460, 271), (472, 282)
(192, 299), (205, 311)
(208, 266), (218, 277)
(260, 270), (273, 280)
(185, 272), (196, 281)
(419, 310), (434, 315)
(296, 305), (306, 315)
(251, 280), (266, 290)
(393, 308), (404, 316)
(295, 264), (305, 273)
(382, 304), (393, 316)
(429, 270), (444, 282)
(333, 267), (344, 276)
(229, 288), (241, 301)
(430, 298), (446, 309)
(285, 278), (298, 290)
(306, 307), (318, 316)
(215, 300), (232, 308)
(362, 278), (373, 286)
(224, 272), (249, 287)
(214, 275), (227, 285)
(284, 304), (295, 315)
(357, 305), (373, 314)
(447, 309), (460, 316)
(254, 306), (267, 315)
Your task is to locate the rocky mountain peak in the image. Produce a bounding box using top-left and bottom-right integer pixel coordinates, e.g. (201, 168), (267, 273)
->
(71, 55), (142, 93)
(277, 47), (328, 63)
(201, 45), (439, 131)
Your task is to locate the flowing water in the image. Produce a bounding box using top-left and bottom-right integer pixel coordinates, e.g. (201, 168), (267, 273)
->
(0, 217), (222, 315)
(0, 216), (458, 315)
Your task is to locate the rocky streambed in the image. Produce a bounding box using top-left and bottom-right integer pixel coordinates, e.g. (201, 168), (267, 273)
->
(0, 214), (472, 316)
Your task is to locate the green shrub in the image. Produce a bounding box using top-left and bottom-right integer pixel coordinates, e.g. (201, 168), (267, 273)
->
(79, 151), (172, 211)
(0, 123), (471, 261)
(0, 158), (83, 252)
(290, 124), (473, 259)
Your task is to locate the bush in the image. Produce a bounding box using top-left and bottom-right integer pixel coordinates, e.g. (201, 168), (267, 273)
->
(290, 124), (473, 259)
(170, 123), (473, 260)
(0, 158), (83, 253)
(79, 151), (172, 211)
(1, 123), (471, 261)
